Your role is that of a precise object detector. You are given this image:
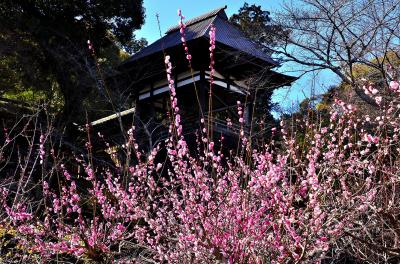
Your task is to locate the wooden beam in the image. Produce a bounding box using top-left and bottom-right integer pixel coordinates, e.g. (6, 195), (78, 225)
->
(199, 70), (206, 115)
(138, 74), (201, 100)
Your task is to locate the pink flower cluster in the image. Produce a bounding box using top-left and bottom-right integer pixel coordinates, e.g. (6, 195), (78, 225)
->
(178, 9), (192, 62)
(208, 24), (216, 87)
(165, 55), (183, 138)
(39, 134), (45, 165)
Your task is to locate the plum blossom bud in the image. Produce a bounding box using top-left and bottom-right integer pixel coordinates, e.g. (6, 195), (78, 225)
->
(175, 114), (181, 127)
(39, 134), (45, 165)
(209, 141), (214, 151)
(390, 80), (399, 91)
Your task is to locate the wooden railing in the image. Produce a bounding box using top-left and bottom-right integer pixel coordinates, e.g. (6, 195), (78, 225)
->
(133, 111), (250, 148)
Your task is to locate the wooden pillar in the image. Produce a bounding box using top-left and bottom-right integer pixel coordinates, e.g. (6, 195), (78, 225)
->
(244, 102), (253, 125)
(149, 82), (155, 117)
(162, 96), (167, 115)
(199, 70), (207, 116)
(226, 75), (231, 91)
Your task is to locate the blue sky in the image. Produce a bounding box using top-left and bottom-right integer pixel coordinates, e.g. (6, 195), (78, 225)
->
(135, 0), (340, 114)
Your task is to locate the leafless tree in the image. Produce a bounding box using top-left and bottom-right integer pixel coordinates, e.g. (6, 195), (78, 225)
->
(274, 0), (400, 105)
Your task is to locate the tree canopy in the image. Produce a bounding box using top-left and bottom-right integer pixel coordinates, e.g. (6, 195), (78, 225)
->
(0, 0), (146, 125)
(229, 3), (289, 53)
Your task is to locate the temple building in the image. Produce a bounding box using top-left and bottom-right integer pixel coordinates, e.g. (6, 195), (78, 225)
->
(92, 6), (296, 152)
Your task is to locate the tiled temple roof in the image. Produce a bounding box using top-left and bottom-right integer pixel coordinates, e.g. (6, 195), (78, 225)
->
(124, 6), (277, 66)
